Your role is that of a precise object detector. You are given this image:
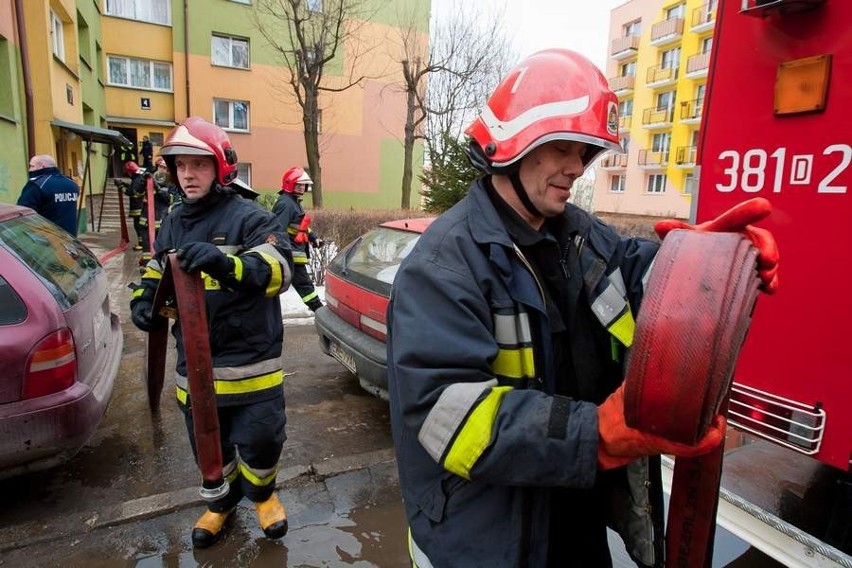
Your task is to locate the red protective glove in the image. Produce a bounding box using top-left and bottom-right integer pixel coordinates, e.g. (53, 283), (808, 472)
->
(294, 214), (311, 245)
(597, 384), (726, 470)
(654, 197), (779, 294)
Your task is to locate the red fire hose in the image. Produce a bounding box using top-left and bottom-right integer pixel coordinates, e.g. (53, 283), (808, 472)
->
(624, 229), (761, 566)
(149, 253), (228, 501)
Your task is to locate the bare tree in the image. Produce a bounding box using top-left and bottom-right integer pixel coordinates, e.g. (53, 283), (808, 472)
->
(253, 0), (376, 208)
(394, 3), (515, 209)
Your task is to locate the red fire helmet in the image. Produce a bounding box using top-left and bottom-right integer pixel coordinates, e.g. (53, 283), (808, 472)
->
(160, 117), (238, 185)
(465, 48), (622, 174)
(123, 161), (143, 176)
(280, 167), (313, 194)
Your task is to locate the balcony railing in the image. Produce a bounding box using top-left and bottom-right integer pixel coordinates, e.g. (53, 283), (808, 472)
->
(609, 75), (635, 93)
(642, 106), (675, 127)
(676, 145), (697, 166)
(650, 17), (684, 45)
(611, 35), (640, 58)
(646, 64), (679, 86)
(619, 115), (632, 131)
(680, 99), (704, 122)
(691, 3), (717, 31)
(600, 153), (628, 168)
(686, 52), (710, 76)
(639, 149), (669, 167)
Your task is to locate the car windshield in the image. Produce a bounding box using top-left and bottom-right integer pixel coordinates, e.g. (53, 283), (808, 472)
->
(0, 214), (101, 310)
(331, 226), (421, 286)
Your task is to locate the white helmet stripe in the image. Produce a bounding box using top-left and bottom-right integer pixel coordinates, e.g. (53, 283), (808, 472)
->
(167, 124), (209, 150)
(481, 95), (590, 142)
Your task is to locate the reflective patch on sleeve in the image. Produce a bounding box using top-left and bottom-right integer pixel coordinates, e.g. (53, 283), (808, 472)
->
(608, 307), (635, 348)
(418, 380), (496, 463)
(443, 386), (512, 480)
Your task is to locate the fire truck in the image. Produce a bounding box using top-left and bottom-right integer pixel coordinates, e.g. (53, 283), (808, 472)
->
(681, 0), (851, 565)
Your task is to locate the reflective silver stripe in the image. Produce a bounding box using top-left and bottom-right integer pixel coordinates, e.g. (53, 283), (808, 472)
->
(409, 530), (434, 568)
(223, 460), (238, 477)
(591, 280), (628, 327)
(641, 257), (655, 295)
(175, 356), (284, 389)
(480, 95), (590, 142)
(247, 242), (289, 268)
(218, 245), (242, 255)
(493, 312), (532, 346)
(609, 267), (627, 297)
(241, 462), (277, 479)
(418, 380), (496, 463)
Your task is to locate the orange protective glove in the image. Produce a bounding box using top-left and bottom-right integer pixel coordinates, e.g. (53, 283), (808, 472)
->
(654, 197), (779, 294)
(597, 384), (726, 470)
(294, 214), (311, 245)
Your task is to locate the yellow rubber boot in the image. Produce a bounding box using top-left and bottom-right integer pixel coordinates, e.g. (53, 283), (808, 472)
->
(255, 493), (288, 539)
(191, 508), (234, 549)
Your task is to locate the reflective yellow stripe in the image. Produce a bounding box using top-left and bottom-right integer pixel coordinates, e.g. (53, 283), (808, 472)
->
(491, 347), (535, 379)
(202, 274), (223, 290)
(293, 256), (308, 265)
(225, 464), (240, 484)
(608, 307), (635, 348)
(443, 386), (512, 480)
(176, 385), (187, 404)
(230, 255), (243, 281)
(214, 369), (284, 395)
(239, 462), (277, 487)
(141, 267), (163, 280)
(256, 251), (284, 297)
(287, 227), (299, 235)
(301, 290), (318, 302)
(132, 287), (145, 299)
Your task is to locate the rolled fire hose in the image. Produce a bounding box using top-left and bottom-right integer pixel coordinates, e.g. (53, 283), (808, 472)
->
(624, 229), (760, 566)
(148, 253), (228, 501)
(145, 175), (156, 256)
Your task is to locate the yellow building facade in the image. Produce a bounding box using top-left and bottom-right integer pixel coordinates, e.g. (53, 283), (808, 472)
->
(594, 0), (717, 219)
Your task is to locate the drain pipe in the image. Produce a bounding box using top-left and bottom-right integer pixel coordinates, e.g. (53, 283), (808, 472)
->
(14, 0), (35, 157)
(184, 0), (191, 117)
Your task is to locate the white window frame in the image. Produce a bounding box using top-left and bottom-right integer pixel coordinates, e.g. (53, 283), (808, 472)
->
(647, 174), (668, 194)
(107, 56), (173, 92)
(610, 175), (626, 193)
(214, 99), (250, 132)
(623, 19), (642, 37)
(619, 99), (633, 117)
(50, 10), (65, 62)
(652, 132), (671, 153)
(212, 34), (250, 69)
(666, 3), (685, 19)
(104, 0), (171, 26)
(657, 90), (676, 111)
(661, 47), (681, 70)
(621, 61), (636, 77)
(236, 163), (251, 185)
(701, 37), (713, 54)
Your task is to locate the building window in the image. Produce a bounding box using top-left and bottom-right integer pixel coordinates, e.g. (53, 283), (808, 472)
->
(236, 163), (251, 185)
(212, 35), (249, 69)
(214, 99), (249, 131)
(623, 19), (641, 36)
(657, 90), (676, 110)
(610, 175), (626, 193)
(701, 37), (713, 54)
(149, 132), (165, 146)
(50, 10), (65, 62)
(105, 0), (171, 26)
(684, 173), (696, 195)
(661, 47), (681, 70)
(647, 174), (667, 194)
(620, 61), (636, 77)
(108, 56), (172, 91)
(666, 3), (685, 20)
(652, 132), (671, 153)
(618, 99), (633, 118)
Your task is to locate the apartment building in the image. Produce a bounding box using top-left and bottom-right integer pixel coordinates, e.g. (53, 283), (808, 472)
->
(1, 0), (428, 221)
(594, 0), (717, 218)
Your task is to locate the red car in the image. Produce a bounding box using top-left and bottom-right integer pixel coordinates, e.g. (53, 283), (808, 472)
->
(0, 204), (122, 479)
(315, 218), (434, 399)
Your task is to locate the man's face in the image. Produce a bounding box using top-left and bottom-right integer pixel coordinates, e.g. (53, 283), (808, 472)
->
(28, 159), (38, 172)
(517, 140), (587, 218)
(293, 183), (308, 197)
(174, 155), (217, 200)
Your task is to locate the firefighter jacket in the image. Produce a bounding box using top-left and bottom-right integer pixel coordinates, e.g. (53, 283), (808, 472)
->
(272, 192), (317, 265)
(133, 189), (293, 408)
(387, 178), (663, 567)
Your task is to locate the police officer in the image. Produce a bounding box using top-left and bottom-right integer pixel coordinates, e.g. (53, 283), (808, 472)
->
(128, 117), (294, 549)
(18, 155), (80, 235)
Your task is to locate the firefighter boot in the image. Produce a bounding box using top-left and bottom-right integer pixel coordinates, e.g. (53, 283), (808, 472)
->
(307, 298), (324, 313)
(255, 493), (288, 539)
(191, 507), (235, 549)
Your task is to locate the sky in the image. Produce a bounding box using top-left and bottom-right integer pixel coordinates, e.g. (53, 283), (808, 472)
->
(431, 0), (628, 72)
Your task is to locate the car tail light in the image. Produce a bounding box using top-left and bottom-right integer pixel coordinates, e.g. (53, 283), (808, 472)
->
(23, 328), (77, 399)
(360, 314), (387, 342)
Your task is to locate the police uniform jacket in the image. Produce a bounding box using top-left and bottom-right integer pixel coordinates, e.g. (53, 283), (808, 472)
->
(136, 189), (293, 408)
(387, 177), (664, 567)
(17, 166), (80, 235)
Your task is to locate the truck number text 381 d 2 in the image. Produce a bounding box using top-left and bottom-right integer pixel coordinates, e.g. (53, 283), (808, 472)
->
(715, 144), (851, 194)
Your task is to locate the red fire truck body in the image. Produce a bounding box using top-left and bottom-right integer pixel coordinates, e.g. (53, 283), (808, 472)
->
(696, 0), (851, 472)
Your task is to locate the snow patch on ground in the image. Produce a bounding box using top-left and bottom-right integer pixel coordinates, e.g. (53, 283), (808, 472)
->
(281, 285), (325, 325)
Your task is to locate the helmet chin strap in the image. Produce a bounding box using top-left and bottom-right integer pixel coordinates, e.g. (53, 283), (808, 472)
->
(508, 171), (543, 219)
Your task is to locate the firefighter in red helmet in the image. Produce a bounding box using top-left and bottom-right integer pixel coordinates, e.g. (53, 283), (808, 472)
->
(272, 166), (324, 312)
(387, 49), (779, 567)
(128, 117), (295, 549)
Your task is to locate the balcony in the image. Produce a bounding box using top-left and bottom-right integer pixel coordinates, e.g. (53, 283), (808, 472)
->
(638, 148), (669, 169)
(619, 115), (632, 131)
(646, 64), (679, 88)
(650, 17), (684, 47)
(642, 106), (675, 129)
(608, 75), (635, 95)
(676, 145), (697, 167)
(686, 52), (710, 78)
(691, 3), (717, 33)
(600, 153), (628, 170)
(611, 35), (640, 60)
(679, 99), (704, 124)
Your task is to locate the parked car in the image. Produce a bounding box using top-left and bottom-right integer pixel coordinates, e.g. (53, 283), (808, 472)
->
(0, 204), (122, 479)
(315, 218), (434, 399)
